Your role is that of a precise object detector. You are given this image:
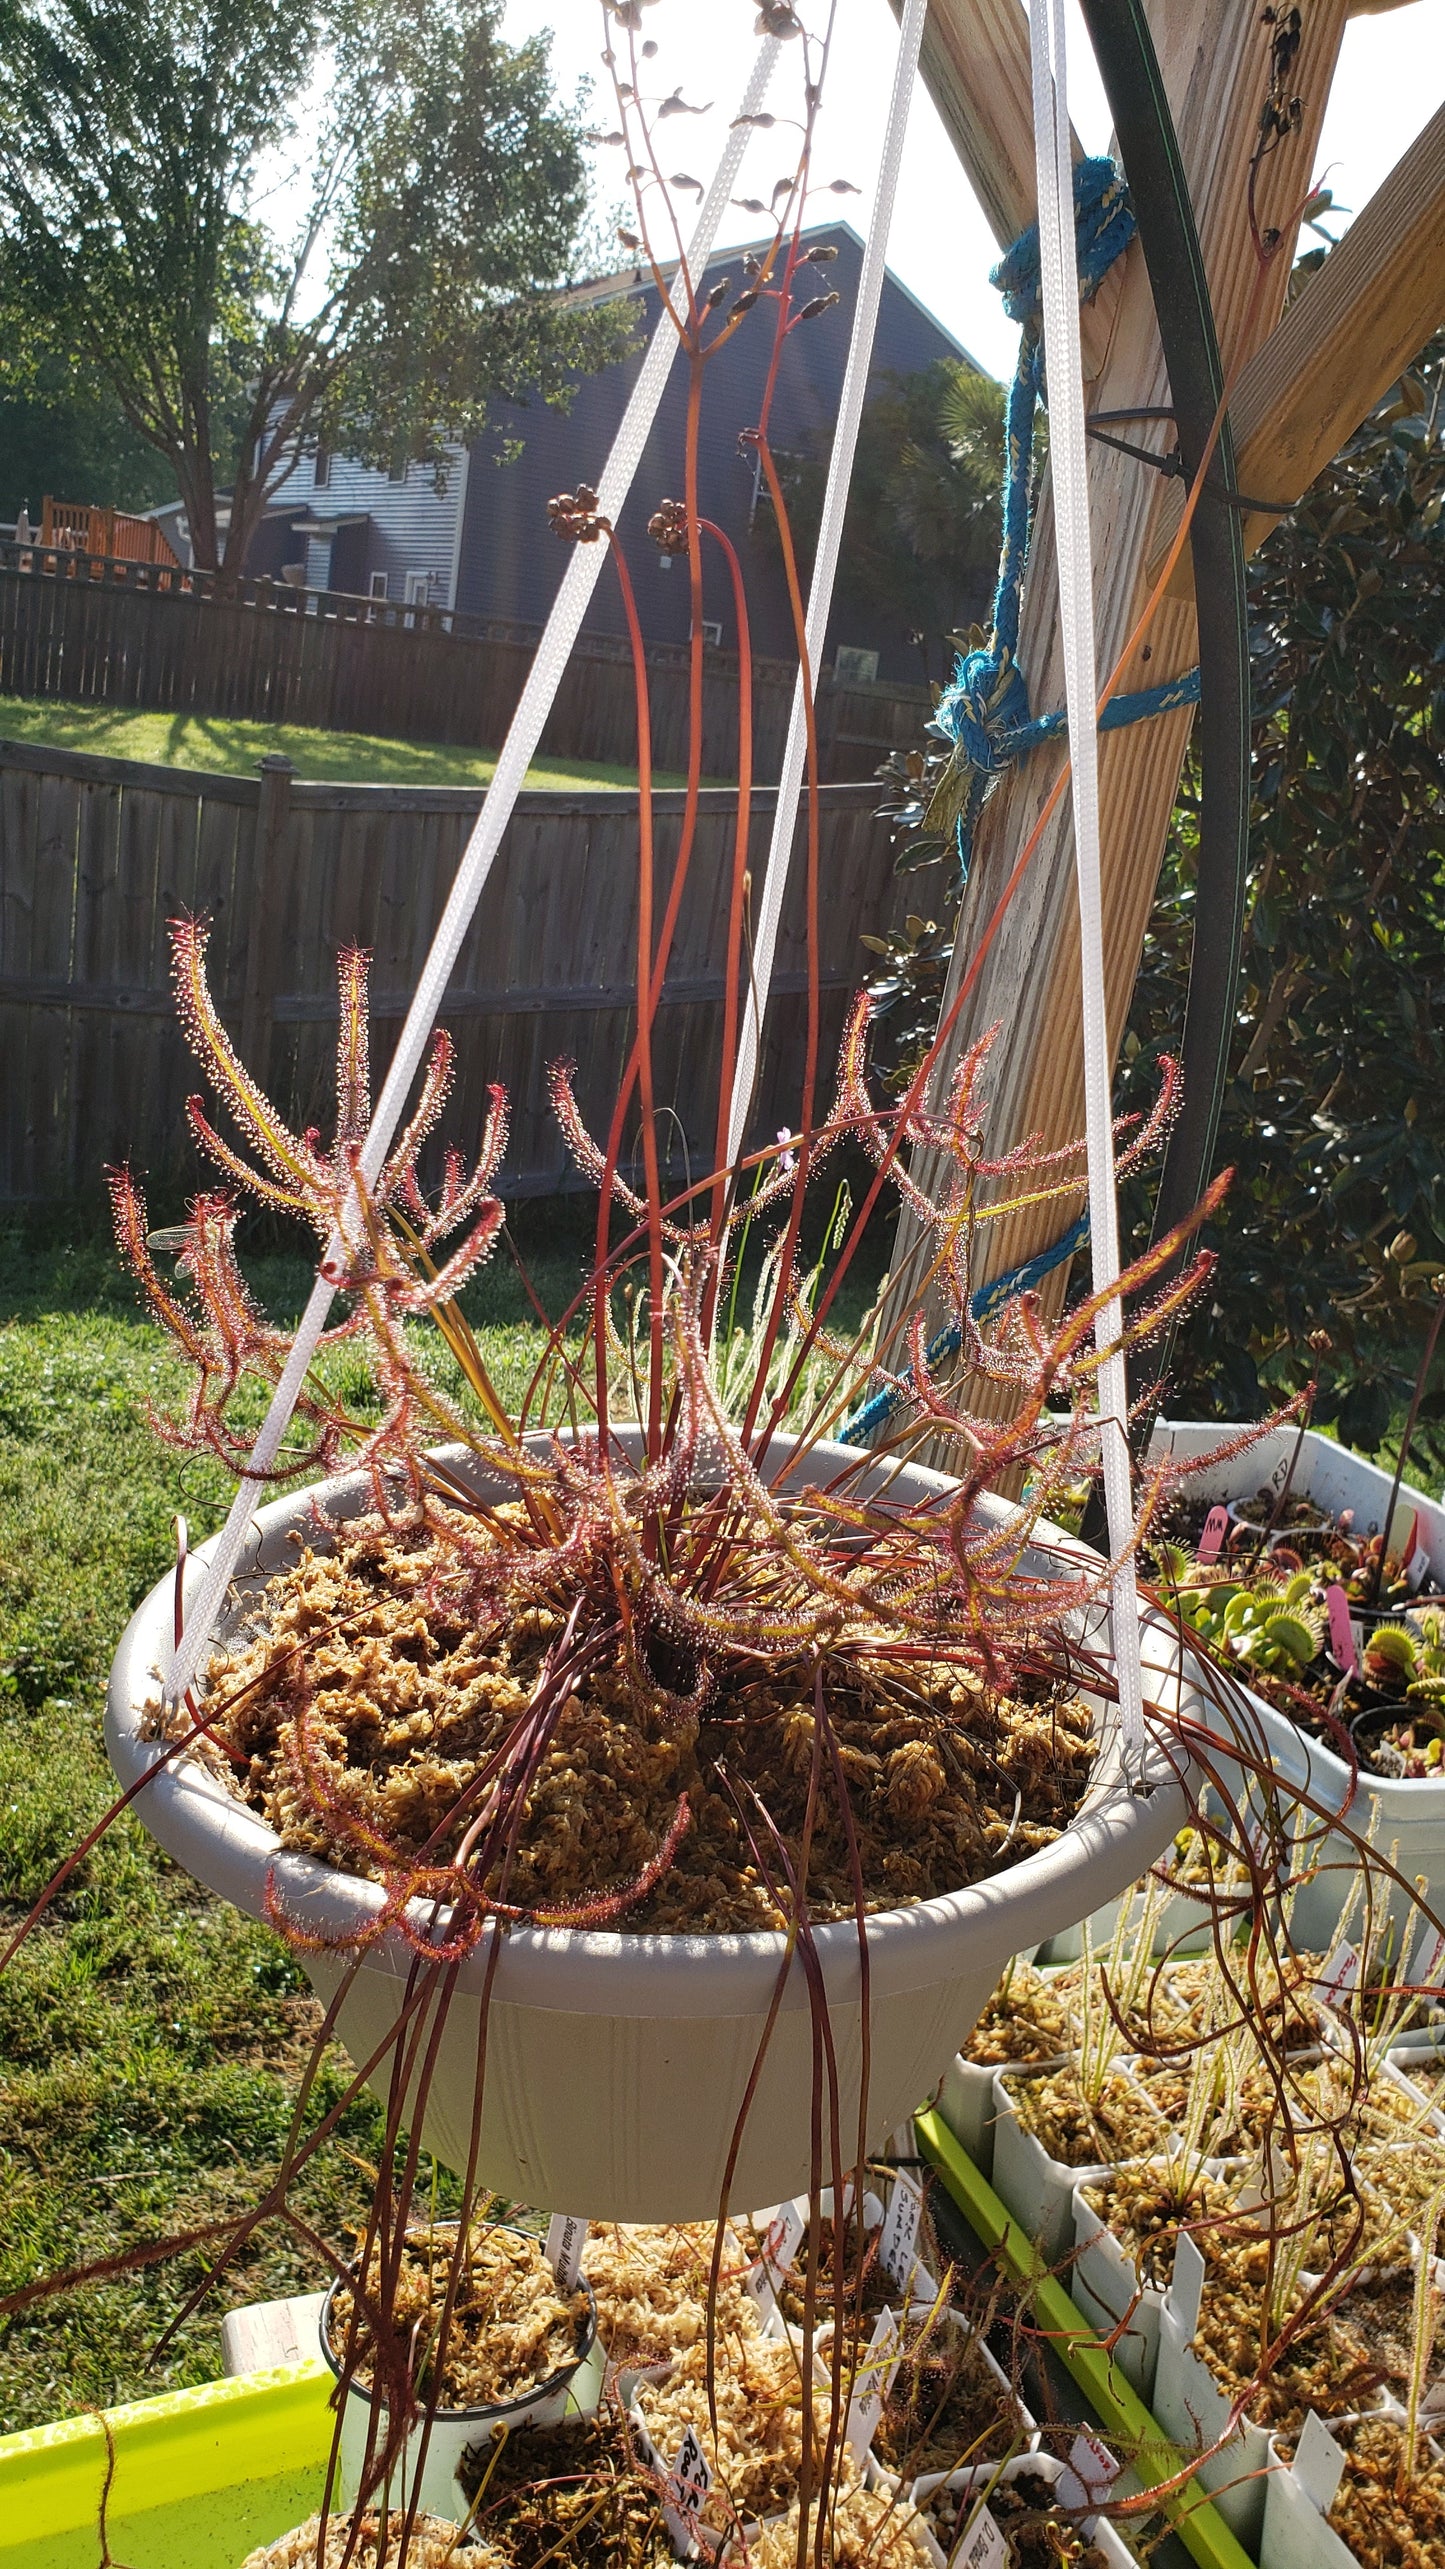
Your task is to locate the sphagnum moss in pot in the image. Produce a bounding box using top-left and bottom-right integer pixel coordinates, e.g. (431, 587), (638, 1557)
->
(105, 913), (1222, 2221)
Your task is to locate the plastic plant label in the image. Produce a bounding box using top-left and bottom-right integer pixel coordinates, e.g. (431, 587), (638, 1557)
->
(629, 2403), (699, 2560)
(744, 2196), (804, 2319)
(1413, 1923), (1445, 1992)
(844, 2304), (901, 2459)
(671, 2425), (712, 2527)
(878, 2171), (923, 2294)
(546, 2213), (589, 2290)
(1057, 2430), (1120, 2513)
(1294, 2409), (1346, 2515)
(1171, 2231), (1205, 2337)
(1197, 1505), (1229, 1564)
(1409, 1538), (1433, 1594)
(1390, 1501), (1420, 1573)
(755, 2197), (806, 2279)
(954, 2502), (1008, 2569)
(1320, 1942), (1360, 2010)
(1326, 1584), (1359, 1673)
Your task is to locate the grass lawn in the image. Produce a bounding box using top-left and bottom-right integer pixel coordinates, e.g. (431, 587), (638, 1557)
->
(0, 1198), (885, 2432)
(0, 694), (687, 792)
(0, 1210), (598, 2433)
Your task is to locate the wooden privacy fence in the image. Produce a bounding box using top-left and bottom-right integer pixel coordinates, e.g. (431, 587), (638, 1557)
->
(0, 544), (929, 784)
(0, 736), (902, 1204)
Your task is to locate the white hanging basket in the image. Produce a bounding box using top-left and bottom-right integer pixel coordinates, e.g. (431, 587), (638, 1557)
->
(107, 1433), (1196, 2222)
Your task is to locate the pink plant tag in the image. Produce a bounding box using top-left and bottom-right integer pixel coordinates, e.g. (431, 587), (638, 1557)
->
(1057, 2430), (1120, 2514)
(1197, 1505), (1228, 1564)
(1326, 1583), (1359, 1673)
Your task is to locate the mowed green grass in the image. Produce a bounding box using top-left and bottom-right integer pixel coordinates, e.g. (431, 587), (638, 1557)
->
(0, 694), (684, 791)
(0, 1196), (885, 2432)
(0, 1213), (596, 2433)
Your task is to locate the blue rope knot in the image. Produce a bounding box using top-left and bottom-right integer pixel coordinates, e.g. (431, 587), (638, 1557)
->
(943, 642), (1031, 776)
(929, 152), (1200, 895)
(991, 155), (1138, 326)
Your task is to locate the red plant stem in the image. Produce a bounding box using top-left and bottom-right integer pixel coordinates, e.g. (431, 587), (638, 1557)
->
(589, 533), (664, 1450)
(737, 429), (823, 1460)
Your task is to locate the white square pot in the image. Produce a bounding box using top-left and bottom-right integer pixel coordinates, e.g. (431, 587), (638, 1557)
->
(989, 2066), (1165, 2269)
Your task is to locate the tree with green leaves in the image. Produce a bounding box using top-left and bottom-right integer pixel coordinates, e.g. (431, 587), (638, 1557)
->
(764, 360), (1008, 682)
(0, 0), (630, 574)
(1119, 328), (1445, 1459)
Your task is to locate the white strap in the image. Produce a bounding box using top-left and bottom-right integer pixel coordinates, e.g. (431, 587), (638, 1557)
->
(725, 0), (930, 1170)
(1028, 0), (1147, 1785)
(164, 39), (782, 1704)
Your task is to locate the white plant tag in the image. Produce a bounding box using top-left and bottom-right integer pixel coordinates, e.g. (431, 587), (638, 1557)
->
(1294, 2409), (1346, 2515)
(1409, 1539), (1433, 1594)
(1171, 2231), (1205, 2338)
(545, 2213), (589, 2291)
(670, 2425), (712, 2529)
(1389, 1501), (1419, 1571)
(878, 2171), (923, 2293)
(1057, 2430), (1120, 2514)
(1319, 1941), (1360, 2010)
(629, 2403), (699, 2560)
(954, 2501), (1008, 2569)
(843, 2304), (901, 2459)
(754, 2197), (806, 2279)
(1413, 1924), (1445, 1993)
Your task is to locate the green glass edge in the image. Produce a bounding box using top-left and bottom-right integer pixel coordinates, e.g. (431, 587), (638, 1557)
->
(0, 2363), (332, 2546)
(914, 2107), (1256, 2569)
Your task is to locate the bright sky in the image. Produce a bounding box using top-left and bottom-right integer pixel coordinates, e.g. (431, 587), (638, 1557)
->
(500, 0), (1444, 380)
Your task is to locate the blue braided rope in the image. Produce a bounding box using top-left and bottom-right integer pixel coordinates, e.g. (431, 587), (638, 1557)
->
(847, 165), (1150, 1450)
(932, 155), (1200, 888)
(841, 1210), (1092, 1446)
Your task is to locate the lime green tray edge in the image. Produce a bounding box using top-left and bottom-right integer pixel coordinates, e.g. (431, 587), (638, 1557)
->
(0, 2362), (332, 2555)
(915, 2108), (1254, 2569)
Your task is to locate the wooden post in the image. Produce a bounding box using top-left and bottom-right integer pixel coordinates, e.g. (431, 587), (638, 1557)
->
(240, 754), (294, 1077)
(882, 0), (1351, 1452)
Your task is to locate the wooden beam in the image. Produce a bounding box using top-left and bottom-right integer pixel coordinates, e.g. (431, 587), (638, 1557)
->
(883, 0), (1351, 1454)
(1151, 100), (1445, 590)
(907, 0), (1122, 377)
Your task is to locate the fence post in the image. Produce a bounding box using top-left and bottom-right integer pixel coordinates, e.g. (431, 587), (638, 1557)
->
(240, 753), (294, 1076)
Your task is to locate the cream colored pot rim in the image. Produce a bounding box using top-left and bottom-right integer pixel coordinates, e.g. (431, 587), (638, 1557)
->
(106, 1432), (1197, 2016)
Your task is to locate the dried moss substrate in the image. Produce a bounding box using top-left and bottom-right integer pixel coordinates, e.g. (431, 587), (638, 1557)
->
(964, 1964), (1074, 2065)
(918, 2470), (1112, 2569)
(1078, 2164), (1241, 2291)
(743, 2205), (905, 2331)
(240, 2515), (480, 2569)
(869, 2323), (1029, 2475)
(202, 1517), (1095, 1931)
(741, 2487), (929, 2566)
(325, 2223), (588, 2411)
(1315, 2414), (1445, 2569)
(457, 2416), (675, 2568)
(585, 2221), (763, 2368)
(1005, 2067), (1166, 2169)
(634, 2334), (838, 2533)
(1187, 2227), (1381, 2433)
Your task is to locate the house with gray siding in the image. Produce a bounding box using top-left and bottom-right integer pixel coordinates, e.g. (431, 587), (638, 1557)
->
(233, 225), (980, 673)
(455, 224), (983, 682)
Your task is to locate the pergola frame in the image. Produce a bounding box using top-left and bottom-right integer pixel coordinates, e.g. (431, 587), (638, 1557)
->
(883, 0), (1445, 1445)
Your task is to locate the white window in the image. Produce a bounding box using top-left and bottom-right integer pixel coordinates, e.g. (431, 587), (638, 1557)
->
(388, 456), (408, 484)
(694, 618), (723, 648)
(368, 571), (389, 600)
(313, 447), (331, 489)
(404, 570), (430, 605)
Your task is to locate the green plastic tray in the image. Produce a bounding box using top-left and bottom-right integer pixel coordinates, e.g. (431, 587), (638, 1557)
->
(0, 2362), (332, 2569)
(916, 2109), (1255, 2569)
